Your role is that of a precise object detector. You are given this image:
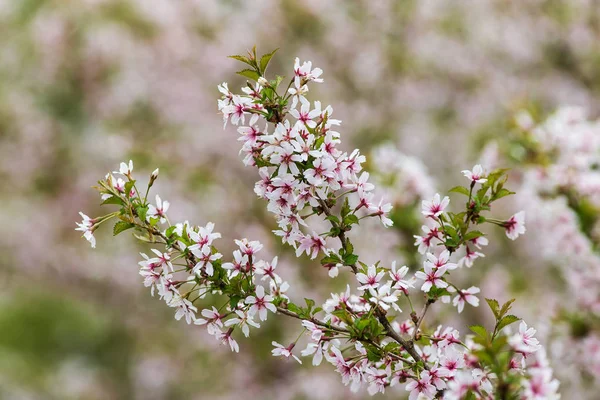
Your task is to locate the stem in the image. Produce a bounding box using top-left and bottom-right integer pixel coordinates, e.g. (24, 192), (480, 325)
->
(413, 301), (432, 341)
(276, 306), (350, 334)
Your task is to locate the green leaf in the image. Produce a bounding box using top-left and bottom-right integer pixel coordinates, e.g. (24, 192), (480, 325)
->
(113, 221), (134, 236)
(124, 180), (136, 196)
(304, 298), (315, 311)
(165, 225), (177, 238)
(321, 253), (341, 265)
(499, 299), (516, 318)
(496, 315), (520, 332)
(343, 254), (359, 266)
(486, 298), (500, 319)
(101, 195), (124, 206)
(345, 239), (354, 255)
(464, 231), (485, 241)
(228, 54), (253, 66)
(449, 186), (470, 196)
(343, 214), (359, 226)
(135, 206), (148, 222)
(469, 325), (489, 339)
(259, 48), (279, 74)
(287, 303), (302, 315)
(229, 295), (242, 309)
(236, 69), (260, 81)
(341, 197), (351, 217)
(326, 215), (340, 224)
(492, 188), (515, 201)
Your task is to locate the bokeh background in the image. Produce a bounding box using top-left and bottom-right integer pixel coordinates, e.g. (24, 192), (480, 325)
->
(2, 0), (600, 399)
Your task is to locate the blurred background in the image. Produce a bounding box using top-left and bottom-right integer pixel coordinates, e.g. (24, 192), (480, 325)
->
(1, 0), (600, 399)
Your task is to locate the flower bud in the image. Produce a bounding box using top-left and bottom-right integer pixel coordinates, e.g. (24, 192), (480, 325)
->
(258, 77), (269, 86)
(149, 168), (159, 187)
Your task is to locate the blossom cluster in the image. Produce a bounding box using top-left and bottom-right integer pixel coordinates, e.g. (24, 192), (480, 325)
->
(76, 50), (559, 399)
(488, 107), (600, 384)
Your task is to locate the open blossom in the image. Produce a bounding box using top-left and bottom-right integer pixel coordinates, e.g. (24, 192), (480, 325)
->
(422, 193), (450, 218)
(194, 306), (224, 336)
(425, 250), (458, 271)
(414, 225), (442, 254)
(114, 159), (133, 176)
(368, 282), (400, 311)
(406, 371), (436, 400)
(147, 195), (170, 224)
(293, 57), (323, 88)
(191, 245), (222, 276)
(271, 341), (302, 364)
(509, 321), (541, 354)
(449, 286), (480, 313)
(296, 232), (326, 259)
(219, 329), (239, 353)
(505, 211), (526, 240)
(357, 264), (385, 290)
(389, 261), (413, 291)
(224, 310), (260, 337)
(415, 264), (448, 292)
(75, 212), (96, 248)
(245, 285), (276, 321)
(462, 164), (487, 184)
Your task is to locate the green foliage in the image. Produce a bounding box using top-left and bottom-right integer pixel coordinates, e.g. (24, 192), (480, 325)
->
(113, 220), (134, 235)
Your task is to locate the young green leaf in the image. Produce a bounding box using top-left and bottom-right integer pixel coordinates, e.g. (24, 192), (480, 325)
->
(236, 69), (261, 81)
(113, 221), (134, 236)
(259, 48), (279, 74)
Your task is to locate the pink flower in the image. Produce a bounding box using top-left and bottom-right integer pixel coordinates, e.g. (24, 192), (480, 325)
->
(509, 321), (541, 354)
(405, 371), (436, 400)
(296, 232), (326, 259)
(505, 211), (526, 240)
(271, 341), (302, 364)
(191, 245), (222, 276)
(452, 286), (480, 313)
(356, 264), (385, 291)
(425, 250), (457, 271)
(245, 285), (276, 321)
(75, 212), (96, 248)
(415, 264), (448, 292)
(422, 193), (450, 218)
(147, 195), (170, 224)
(462, 164), (487, 184)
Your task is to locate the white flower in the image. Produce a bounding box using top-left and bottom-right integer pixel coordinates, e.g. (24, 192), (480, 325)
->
(271, 341), (302, 364)
(224, 310), (260, 337)
(245, 285), (276, 321)
(462, 164), (487, 184)
(357, 264), (385, 291)
(114, 160), (133, 176)
(75, 212), (96, 248)
(415, 264), (448, 292)
(452, 286), (480, 313)
(509, 321), (541, 354)
(505, 211), (526, 240)
(422, 193), (450, 218)
(368, 282), (400, 311)
(147, 195), (170, 224)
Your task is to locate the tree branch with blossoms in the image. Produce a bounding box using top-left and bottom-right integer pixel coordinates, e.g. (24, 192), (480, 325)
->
(76, 48), (559, 400)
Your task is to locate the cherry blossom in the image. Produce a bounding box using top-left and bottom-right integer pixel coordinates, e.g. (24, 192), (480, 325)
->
(462, 164), (487, 184)
(422, 193), (450, 218)
(245, 285), (276, 321)
(147, 195), (170, 224)
(271, 341), (302, 364)
(505, 211), (526, 240)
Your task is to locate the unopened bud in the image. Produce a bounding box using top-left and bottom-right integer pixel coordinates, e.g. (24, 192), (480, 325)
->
(149, 168), (159, 187)
(258, 77), (269, 86)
